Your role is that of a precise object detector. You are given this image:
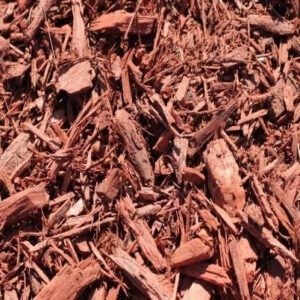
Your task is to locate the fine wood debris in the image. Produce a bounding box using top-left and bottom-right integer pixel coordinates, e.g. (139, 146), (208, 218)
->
(0, 1), (300, 299)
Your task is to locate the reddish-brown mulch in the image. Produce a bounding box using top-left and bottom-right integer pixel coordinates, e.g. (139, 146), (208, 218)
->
(0, 0), (300, 299)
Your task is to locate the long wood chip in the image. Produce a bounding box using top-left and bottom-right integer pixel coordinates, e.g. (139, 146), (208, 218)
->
(115, 109), (154, 185)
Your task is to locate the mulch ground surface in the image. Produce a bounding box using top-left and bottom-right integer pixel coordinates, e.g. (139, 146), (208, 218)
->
(0, 0), (300, 299)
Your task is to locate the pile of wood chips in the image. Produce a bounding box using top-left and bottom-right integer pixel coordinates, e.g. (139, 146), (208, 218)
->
(1, 0), (300, 299)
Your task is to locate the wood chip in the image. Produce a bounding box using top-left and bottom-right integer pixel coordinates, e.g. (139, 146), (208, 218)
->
(0, 133), (32, 178)
(0, 184), (49, 230)
(35, 257), (102, 300)
(179, 263), (232, 287)
(115, 109), (154, 185)
(96, 168), (122, 201)
(110, 248), (171, 300)
(117, 196), (166, 271)
(171, 238), (214, 268)
(248, 14), (295, 35)
(90, 10), (156, 35)
(204, 139), (245, 216)
(56, 60), (95, 95)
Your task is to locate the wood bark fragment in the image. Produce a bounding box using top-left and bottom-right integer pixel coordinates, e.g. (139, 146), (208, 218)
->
(136, 186), (160, 201)
(237, 109), (268, 125)
(96, 168), (122, 201)
(182, 280), (211, 300)
(198, 209), (219, 232)
(191, 99), (238, 155)
(35, 257), (102, 300)
(25, 0), (56, 39)
(179, 263), (232, 287)
(56, 60), (95, 95)
(172, 137), (188, 184)
(153, 130), (174, 153)
(117, 196), (166, 271)
(229, 238), (251, 300)
(237, 211), (298, 263)
(150, 93), (175, 125)
(248, 14), (295, 35)
(171, 238), (214, 267)
(182, 167), (205, 185)
(175, 76), (190, 102)
(252, 176), (279, 231)
(115, 109), (154, 185)
(204, 139), (245, 216)
(291, 36), (300, 54)
(238, 234), (257, 283)
(0, 133), (32, 178)
(121, 50), (133, 105)
(210, 201), (239, 234)
(110, 248), (171, 300)
(71, 0), (89, 58)
(0, 165), (15, 195)
(269, 79), (285, 120)
(5, 63), (30, 83)
(47, 199), (71, 229)
(0, 184), (49, 230)
(269, 196), (294, 236)
(90, 10), (156, 35)
(136, 204), (161, 217)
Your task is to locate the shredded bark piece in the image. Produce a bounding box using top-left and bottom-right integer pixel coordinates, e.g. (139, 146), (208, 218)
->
(25, 0), (56, 39)
(204, 139), (245, 216)
(0, 184), (49, 230)
(115, 109), (154, 185)
(179, 263), (232, 287)
(56, 60), (95, 95)
(90, 10), (157, 35)
(248, 14), (295, 35)
(96, 168), (122, 201)
(35, 257), (102, 300)
(110, 248), (171, 300)
(117, 195), (166, 271)
(171, 238), (214, 267)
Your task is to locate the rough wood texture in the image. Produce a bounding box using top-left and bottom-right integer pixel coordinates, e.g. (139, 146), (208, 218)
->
(110, 248), (171, 300)
(56, 60), (95, 95)
(71, 0), (89, 58)
(117, 196), (166, 271)
(0, 184), (49, 230)
(172, 137), (188, 183)
(182, 167), (205, 185)
(179, 263), (232, 287)
(115, 109), (154, 185)
(96, 168), (122, 201)
(35, 257), (102, 300)
(248, 14), (295, 35)
(2, 1), (300, 298)
(0, 133), (32, 178)
(90, 10), (156, 35)
(25, 0), (56, 39)
(204, 139), (245, 216)
(191, 100), (238, 154)
(229, 238), (251, 300)
(171, 238), (214, 267)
